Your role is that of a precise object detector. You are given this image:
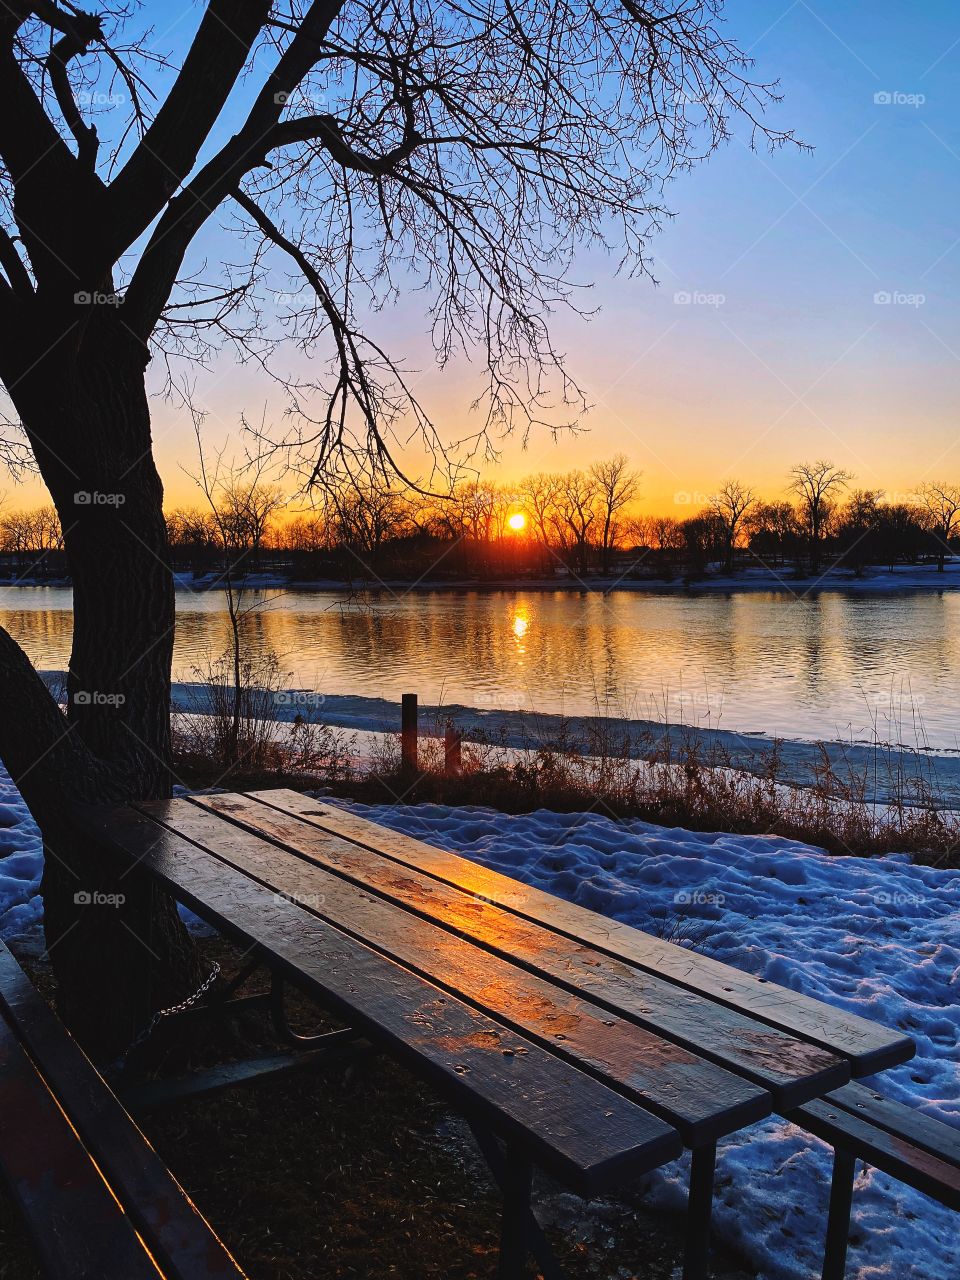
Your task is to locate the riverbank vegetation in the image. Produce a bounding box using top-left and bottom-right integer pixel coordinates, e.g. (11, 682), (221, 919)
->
(4, 459), (960, 586)
(170, 659), (959, 867)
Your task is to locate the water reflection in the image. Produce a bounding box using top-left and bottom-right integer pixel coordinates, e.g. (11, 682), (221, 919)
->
(1, 585), (959, 748)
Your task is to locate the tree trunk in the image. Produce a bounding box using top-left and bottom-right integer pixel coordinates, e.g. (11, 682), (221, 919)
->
(0, 323), (201, 1062)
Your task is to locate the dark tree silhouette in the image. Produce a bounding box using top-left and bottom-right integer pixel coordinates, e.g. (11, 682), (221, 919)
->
(788, 460), (851, 573)
(0, 0), (792, 1053)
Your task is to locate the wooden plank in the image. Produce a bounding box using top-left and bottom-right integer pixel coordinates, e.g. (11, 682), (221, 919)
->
(790, 1098), (960, 1211)
(0, 1007), (161, 1280)
(185, 792), (848, 1109)
(76, 804), (682, 1195)
(140, 800), (770, 1147)
(824, 1082), (960, 1168)
(250, 789), (914, 1074)
(0, 941), (246, 1279)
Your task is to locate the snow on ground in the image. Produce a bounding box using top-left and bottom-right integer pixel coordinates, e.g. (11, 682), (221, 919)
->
(346, 801), (960, 1280)
(0, 767), (956, 1278)
(0, 767), (42, 946)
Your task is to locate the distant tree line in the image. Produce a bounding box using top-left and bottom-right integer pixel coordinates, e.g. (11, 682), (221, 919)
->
(3, 459), (960, 583)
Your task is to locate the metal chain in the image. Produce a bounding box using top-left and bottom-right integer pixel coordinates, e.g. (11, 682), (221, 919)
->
(118, 961), (222, 1067)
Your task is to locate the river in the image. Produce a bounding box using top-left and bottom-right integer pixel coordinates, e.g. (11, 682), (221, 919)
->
(2, 584), (958, 751)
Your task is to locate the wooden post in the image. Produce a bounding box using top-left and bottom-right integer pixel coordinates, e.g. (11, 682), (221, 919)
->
(444, 721), (462, 776)
(401, 693), (418, 771)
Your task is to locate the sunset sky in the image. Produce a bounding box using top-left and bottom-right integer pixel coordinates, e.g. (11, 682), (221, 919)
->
(10, 2), (960, 515)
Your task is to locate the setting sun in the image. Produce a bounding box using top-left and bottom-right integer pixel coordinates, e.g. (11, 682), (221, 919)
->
(507, 512), (527, 531)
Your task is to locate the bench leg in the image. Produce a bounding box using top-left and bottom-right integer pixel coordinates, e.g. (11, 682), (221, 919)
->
(821, 1148), (856, 1280)
(467, 1123), (567, 1280)
(498, 1155), (534, 1280)
(682, 1142), (717, 1280)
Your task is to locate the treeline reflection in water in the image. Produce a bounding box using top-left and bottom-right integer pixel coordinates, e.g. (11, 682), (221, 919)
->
(2, 585), (959, 749)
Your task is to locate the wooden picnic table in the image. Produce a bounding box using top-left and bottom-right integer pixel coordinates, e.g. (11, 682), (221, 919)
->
(76, 788), (917, 1280)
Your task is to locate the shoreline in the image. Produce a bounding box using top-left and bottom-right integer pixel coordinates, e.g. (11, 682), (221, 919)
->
(5, 562), (960, 597)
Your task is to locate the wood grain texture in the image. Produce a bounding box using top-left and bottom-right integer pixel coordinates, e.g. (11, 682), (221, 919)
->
(246, 791), (913, 1075)
(790, 1098), (960, 1210)
(0, 1005), (160, 1280)
(824, 1082), (960, 1168)
(78, 804), (682, 1195)
(141, 799), (769, 1146)
(0, 941), (246, 1278)
(187, 792), (847, 1108)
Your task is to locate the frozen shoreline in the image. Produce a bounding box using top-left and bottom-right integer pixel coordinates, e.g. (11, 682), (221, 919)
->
(34, 670), (960, 806)
(5, 560), (960, 596)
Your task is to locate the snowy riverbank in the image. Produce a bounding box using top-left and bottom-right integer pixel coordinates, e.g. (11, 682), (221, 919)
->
(5, 559), (960, 596)
(33, 667), (960, 807)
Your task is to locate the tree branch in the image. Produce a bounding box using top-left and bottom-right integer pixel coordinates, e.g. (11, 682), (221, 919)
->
(121, 0), (347, 338)
(0, 627), (132, 813)
(104, 0), (273, 255)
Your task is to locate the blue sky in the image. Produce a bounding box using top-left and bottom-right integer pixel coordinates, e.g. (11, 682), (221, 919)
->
(15, 1), (960, 511)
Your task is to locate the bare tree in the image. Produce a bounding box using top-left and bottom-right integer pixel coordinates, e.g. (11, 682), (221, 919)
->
(710, 480), (755, 572)
(551, 470), (600, 573)
(217, 479), (286, 563)
(916, 482), (960, 572)
(590, 455), (642, 571)
(788, 461), (851, 573)
(0, 1), (793, 1051)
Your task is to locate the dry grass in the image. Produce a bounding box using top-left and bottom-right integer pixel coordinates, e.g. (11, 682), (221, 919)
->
(169, 654), (959, 862)
(339, 715), (960, 863)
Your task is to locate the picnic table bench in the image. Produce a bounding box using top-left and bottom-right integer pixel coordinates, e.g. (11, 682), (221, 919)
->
(0, 938), (244, 1280)
(4, 787), (954, 1279)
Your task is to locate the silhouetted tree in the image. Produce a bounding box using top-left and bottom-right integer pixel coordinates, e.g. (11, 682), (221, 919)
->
(916, 482), (960, 572)
(788, 460), (851, 573)
(710, 480), (756, 572)
(0, 0), (792, 1051)
(591, 455), (642, 572)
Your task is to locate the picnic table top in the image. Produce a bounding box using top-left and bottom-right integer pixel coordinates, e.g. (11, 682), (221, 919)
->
(78, 788), (915, 1192)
